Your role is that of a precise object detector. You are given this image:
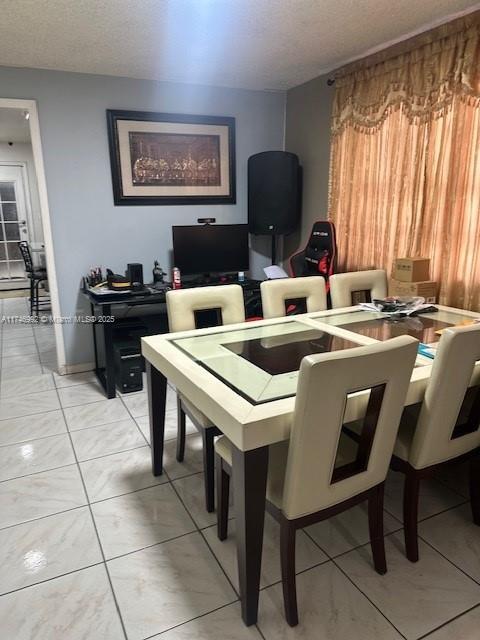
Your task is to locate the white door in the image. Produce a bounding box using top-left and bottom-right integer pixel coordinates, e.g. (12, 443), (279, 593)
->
(0, 165), (30, 285)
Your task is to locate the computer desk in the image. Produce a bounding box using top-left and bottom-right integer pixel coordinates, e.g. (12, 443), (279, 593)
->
(83, 278), (262, 399)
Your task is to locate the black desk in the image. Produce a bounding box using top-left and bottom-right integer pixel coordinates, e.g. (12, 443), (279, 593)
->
(83, 279), (261, 399)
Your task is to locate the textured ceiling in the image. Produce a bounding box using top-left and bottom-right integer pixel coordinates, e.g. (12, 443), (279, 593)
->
(0, 0), (478, 91)
(0, 109), (30, 143)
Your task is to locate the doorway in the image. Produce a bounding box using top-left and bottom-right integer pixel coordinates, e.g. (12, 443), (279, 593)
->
(0, 98), (65, 372)
(0, 163), (35, 287)
(0, 107), (44, 292)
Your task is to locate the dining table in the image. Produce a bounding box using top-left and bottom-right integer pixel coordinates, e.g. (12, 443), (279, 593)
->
(141, 303), (480, 626)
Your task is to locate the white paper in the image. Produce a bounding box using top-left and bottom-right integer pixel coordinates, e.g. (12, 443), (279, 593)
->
(263, 265), (289, 279)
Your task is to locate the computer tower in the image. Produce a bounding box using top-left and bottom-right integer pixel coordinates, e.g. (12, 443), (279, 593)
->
(114, 340), (143, 393)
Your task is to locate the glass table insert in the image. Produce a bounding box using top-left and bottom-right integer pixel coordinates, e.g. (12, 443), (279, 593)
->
(310, 309), (478, 344)
(171, 320), (362, 404)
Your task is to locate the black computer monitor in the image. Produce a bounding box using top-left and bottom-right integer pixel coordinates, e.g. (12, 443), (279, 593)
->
(172, 224), (250, 276)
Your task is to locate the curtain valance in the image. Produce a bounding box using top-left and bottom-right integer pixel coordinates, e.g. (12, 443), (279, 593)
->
(332, 11), (480, 134)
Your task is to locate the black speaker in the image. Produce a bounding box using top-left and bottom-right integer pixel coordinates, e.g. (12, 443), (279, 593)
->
(127, 263), (144, 291)
(248, 151), (301, 235)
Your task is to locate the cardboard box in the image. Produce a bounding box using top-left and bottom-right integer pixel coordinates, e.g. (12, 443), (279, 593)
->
(388, 279), (437, 303)
(393, 257), (430, 282)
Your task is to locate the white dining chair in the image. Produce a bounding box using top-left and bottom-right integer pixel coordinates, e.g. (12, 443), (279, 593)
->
(214, 335), (418, 625)
(166, 284), (245, 512)
(260, 276), (327, 318)
(329, 269), (388, 308)
(391, 323), (480, 561)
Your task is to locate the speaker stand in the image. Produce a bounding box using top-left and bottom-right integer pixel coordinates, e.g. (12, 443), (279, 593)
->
(271, 235), (277, 265)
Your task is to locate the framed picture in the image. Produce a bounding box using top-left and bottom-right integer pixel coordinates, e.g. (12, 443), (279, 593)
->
(106, 109), (236, 206)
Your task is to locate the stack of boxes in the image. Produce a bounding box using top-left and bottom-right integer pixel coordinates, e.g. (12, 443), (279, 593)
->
(389, 257), (437, 303)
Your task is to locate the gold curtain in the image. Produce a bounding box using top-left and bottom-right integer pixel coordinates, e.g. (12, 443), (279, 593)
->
(329, 11), (480, 309)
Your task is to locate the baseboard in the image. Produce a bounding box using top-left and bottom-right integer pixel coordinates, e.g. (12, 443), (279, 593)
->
(0, 289), (29, 298)
(60, 362), (95, 375)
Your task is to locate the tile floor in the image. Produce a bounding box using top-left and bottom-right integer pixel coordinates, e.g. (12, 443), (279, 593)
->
(1, 296), (480, 639)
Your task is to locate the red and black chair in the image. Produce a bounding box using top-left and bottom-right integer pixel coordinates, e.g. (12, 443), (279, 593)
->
(289, 220), (337, 293)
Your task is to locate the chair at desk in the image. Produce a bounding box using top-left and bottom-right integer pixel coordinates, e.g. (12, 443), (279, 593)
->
(260, 275), (327, 318)
(18, 241), (49, 316)
(329, 269), (388, 308)
(166, 284), (246, 512)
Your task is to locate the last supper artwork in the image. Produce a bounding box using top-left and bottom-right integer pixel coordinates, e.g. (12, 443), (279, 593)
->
(129, 132), (221, 187)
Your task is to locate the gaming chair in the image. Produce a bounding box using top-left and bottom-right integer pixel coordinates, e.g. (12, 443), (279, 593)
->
(289, 220), (337, 291)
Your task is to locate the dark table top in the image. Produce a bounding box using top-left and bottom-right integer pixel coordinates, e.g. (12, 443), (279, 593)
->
(226, 328), (359, 375)
(82, 278), (261, 307)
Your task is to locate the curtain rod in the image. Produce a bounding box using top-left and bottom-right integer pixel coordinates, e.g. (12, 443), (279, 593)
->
(334, 9), (480, 80)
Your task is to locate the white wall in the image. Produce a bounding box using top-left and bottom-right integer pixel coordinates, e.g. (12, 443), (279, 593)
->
(0, 141), (43, 244)
(0, 67), (286, 367)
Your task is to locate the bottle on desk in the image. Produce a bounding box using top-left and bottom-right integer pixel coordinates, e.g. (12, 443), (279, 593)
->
(172, 267), (182, 290)
(88, 266), (103, 287)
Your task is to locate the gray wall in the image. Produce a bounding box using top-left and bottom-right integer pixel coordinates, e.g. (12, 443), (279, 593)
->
(284, 73), (334, 259)
(0, 67), (286, 366)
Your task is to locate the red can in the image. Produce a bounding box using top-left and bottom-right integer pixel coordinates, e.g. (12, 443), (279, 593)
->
(172, 267), (181, 289)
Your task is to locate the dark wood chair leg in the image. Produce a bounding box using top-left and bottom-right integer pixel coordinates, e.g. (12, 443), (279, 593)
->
(469, 456), (480, 525)
(368, 483), (387, 574)
(403, 470), (421, 562)
(280, 517), (299, 627)
(29, 278), (34, 315)
(35, 279), (40, 316)
(202, 428), (216, 513)
(216, 455), (230, 540)
(176, 396), (186, 462)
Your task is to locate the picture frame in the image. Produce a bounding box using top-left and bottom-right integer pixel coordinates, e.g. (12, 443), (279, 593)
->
(106, 109), (236, 206)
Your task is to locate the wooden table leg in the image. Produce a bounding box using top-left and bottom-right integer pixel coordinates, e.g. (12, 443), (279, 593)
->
(232, 444), (269, 626)
(146, 362), (167, 476)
